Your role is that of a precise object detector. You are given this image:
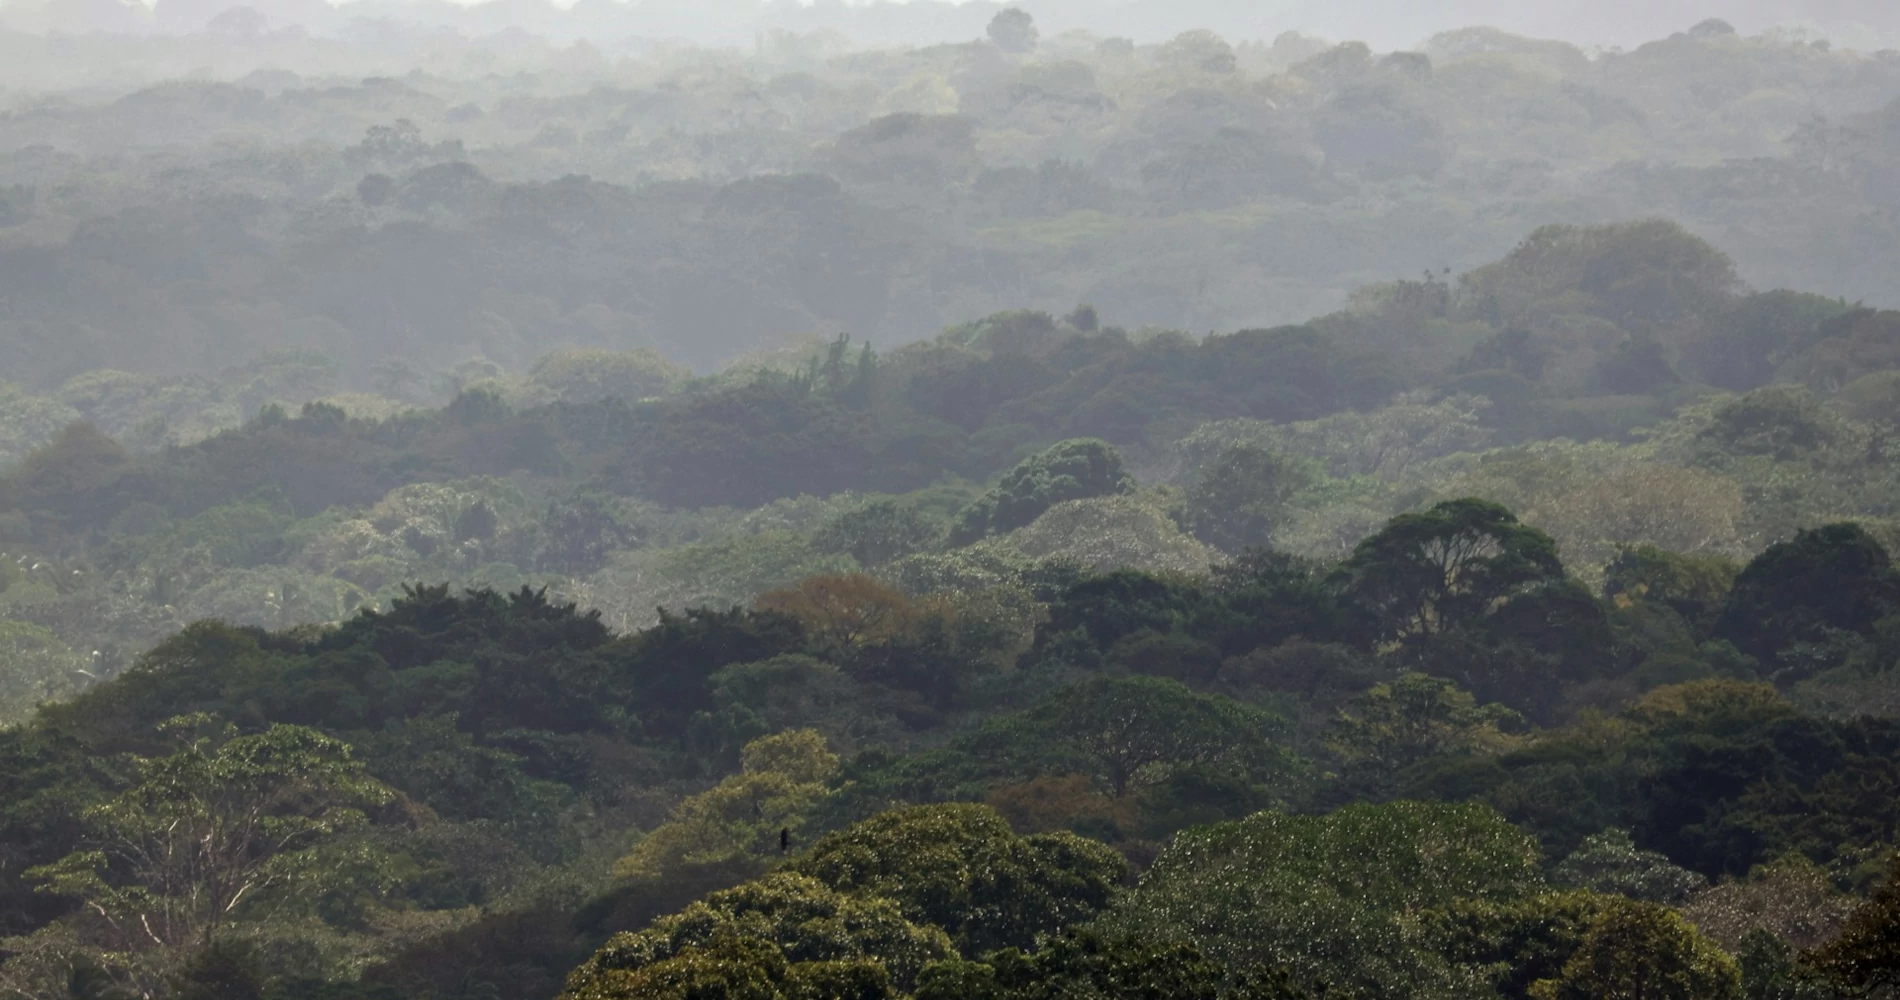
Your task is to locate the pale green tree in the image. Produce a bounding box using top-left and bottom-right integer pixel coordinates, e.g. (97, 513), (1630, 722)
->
(614, 730), (839, 881)
(31, 717), (390, 950)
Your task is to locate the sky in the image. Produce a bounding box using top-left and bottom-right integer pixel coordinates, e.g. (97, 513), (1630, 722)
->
(4, 0), (1899, 52)
(963, 0), (1899, 51)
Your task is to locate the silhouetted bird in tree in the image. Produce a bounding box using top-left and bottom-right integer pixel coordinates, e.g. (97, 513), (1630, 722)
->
(780, 827), (790, 854)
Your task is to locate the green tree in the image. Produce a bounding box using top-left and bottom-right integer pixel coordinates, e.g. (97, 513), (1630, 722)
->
(170, 940), (266, 1000)
(0, 382), (81, 468)
(614, 730), (838, 882)
(1182, 446), (1317, 553)
(789, 803), (1124, 955)
(1531, 899), (1741, 1000)
(1337, 499), (1565, 644)
(1423, 891), (1614, 1000)
(1733, 928), (1830, 1000)
(1552, 828), (1707, 904)
(1604, 545), (1740, 625)
(30, 717), (389, 949)
(1690, 387), (1852, 463)
(1002, 495), (1214, 576)
(1183, 395), (1491, 482)
(562, 872), (951, 1000)
(1326, 672), (1523, 787)
(1100, 801), (1544, 998)
(1, 422), (135, 540)
(998, 675), (1296, 798)
(1157, 29), (1238, 73)
(533, 493), (638, 575)
(813, 500), (939, 567)
(1684, 290), (1849, 391)
(1716, 523), (1900, 683)
(916, 931), (1289, 1000)
(525, 348), (687, 405)
(949, 440), (1134, 545)
(1455, 221), (1740, 336)
(569, 932), (892, 1000)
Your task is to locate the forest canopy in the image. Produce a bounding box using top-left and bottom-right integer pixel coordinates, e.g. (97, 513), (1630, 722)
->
(6, 7), (1900, 1000)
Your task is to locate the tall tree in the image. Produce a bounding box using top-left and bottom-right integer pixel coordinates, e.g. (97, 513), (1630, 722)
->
(1531, 899), (1741, 1000)
(31, 716), (388, 950)
(1337, 499), (1565, 643)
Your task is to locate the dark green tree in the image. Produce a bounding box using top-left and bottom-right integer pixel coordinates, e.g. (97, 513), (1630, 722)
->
(1603, 545), (1740, 625)
(1026, 569), (1217, 669)
(1715, 523), (1900, 683)
(1551, 828), (1707, 904)
(533, 493), (637, 575)
(1325, 672), (1522, 797)
(1100, 801), (1544, 999)
(172, 941), (265, 1000)
(813, 500), (939, 567)
(1693, 387), (1849, 462)
(788, 803), (1124, 955)
(561, 873), (947, 1000)
(1336, 499), (1565, 643)
(1182, 446), (1317, 554)
(949, 439), (1134, 545)
(990, 675), (1296, 799)
(916, 931), (1304, 1000)
(1422, 891), (1613, 1000)
(453, 499), (499, 543)
(1531, 899), (1741, 1000)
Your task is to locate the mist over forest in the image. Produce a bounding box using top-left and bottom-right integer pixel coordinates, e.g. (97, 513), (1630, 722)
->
(7, 5), (1900, 1000)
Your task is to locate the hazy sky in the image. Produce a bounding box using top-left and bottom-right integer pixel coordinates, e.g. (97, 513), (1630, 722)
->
(1017, 0), (1900, 50)
(4, 0), (1899, 54)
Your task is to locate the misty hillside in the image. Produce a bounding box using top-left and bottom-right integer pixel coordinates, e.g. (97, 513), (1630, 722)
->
(6, 9), (1900, 1000)
(1, 14), (1900, 381)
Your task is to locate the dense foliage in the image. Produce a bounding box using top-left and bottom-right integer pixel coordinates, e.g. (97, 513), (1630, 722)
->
(6, 10), (1900, 1000)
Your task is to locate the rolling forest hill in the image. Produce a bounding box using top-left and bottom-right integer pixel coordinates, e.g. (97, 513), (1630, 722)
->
(11, 18), (1900, 997)
(4, 215), (1900, 998)
(2, 21), (1900, 380)
(6, 501), (1900, 998)
(4, 218), (1900, 717)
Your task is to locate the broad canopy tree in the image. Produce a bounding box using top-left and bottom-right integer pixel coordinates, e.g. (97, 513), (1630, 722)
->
(787, 803), (1124, 956)
(30, 716), (390, 950)
(1098, 800), (1545, 999)
(972, 675), (1298, 800)
(1336, 498), (1566, 644)
(1715, 522), (1900, 683)
(562, 872), (951, 1000)
(1530, 899), (1741, 1000)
